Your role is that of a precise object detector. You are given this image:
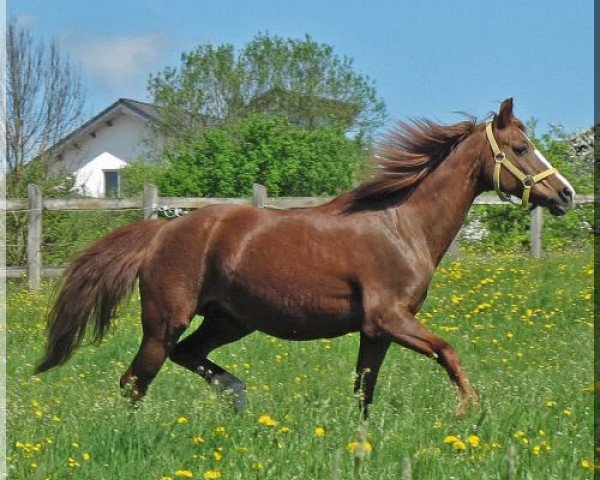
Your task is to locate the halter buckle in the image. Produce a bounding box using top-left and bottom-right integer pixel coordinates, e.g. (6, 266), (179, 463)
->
(494, 152), (506, 162)
(522, 175), (535, 188)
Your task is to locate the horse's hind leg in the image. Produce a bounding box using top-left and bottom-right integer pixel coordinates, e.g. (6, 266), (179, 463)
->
(354, 333), (390, 417)
(169, 314), (253, 411)
(119, 290), (195, 402)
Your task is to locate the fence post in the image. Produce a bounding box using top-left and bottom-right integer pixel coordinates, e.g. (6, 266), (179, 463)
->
(530, 207), (543, 258)
(27, 184), (42, 291)
(143, 184), (158, 220)
(252, 184), (267, 208)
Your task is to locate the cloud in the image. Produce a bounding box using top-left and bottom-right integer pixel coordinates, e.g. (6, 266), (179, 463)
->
(69, 32), (170, 94)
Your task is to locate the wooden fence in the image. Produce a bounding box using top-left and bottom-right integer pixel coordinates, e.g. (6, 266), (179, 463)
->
(3, 184), (594, 290)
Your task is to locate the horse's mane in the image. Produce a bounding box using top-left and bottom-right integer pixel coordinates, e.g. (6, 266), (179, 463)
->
(334, 117), (479, 212)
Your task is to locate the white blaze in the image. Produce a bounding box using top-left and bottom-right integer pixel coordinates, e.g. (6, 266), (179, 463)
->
(533, 148), (576, 198)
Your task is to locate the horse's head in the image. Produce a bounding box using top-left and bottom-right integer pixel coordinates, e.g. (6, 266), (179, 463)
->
(479, 98), (575, 215)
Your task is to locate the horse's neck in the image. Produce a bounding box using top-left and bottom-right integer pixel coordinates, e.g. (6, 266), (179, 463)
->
(392, 139), (482, 266)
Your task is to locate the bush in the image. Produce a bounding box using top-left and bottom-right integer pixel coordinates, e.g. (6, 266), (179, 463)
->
(122, 115), (367, 198)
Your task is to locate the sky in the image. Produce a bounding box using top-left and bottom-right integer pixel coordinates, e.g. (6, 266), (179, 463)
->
(11, 0), (594, 135)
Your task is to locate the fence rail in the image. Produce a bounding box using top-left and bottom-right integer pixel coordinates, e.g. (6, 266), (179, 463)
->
(3, 184), (594, 290)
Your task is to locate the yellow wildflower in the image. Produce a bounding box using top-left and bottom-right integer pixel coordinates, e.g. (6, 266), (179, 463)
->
(314, 426), (326, 438)
(175, 469), (193, 478)
(177, 416), (188, 424)
(258, 414), (278, 426)
(443, 435), (466, 451)
(443, 435), (461, 444)
(467, 434), (480, 447)
(203, 469), (221, 479)
(347, 440), (373, 453)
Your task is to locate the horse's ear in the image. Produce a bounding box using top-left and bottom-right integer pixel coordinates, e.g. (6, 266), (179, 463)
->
(494, 97), (514, 129)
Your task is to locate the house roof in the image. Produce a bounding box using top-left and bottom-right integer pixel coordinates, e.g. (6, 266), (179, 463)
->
(46, 98), (160, 159)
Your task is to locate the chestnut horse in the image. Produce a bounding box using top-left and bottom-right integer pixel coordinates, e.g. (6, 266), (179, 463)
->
(36, 98), (575, 417)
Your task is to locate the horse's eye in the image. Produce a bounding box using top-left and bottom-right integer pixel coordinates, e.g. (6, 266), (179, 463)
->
(513, 145), (528, 156)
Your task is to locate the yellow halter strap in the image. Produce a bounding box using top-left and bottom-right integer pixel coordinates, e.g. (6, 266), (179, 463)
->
(485, 122), (557, 208)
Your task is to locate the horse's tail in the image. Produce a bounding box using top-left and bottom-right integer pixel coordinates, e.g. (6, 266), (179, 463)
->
(35, 219), (165, 373)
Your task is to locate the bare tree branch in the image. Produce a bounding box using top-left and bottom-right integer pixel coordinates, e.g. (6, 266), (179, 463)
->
(6, 19), (85, 195)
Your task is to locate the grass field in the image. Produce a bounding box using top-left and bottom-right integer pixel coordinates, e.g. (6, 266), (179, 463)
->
(6, 249), (594, 479)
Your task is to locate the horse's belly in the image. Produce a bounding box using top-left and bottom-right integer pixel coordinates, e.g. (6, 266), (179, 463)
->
(216, 278), (361, 340)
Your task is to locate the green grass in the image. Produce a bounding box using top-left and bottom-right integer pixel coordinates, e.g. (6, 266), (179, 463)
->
(6, 250), (594, 479)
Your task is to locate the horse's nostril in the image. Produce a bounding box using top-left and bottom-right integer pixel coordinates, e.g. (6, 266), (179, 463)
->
(559, 187), (573, 202)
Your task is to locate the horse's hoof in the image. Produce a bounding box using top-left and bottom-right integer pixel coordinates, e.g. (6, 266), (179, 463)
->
(454, 393), (479, 418)
(210, 374), (247, 412)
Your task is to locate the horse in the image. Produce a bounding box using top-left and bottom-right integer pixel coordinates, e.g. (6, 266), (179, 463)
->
(35, 98), (575, 417)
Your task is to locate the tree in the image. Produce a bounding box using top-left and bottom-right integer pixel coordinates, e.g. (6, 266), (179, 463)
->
(148, 33), (386, 144)
(6, 19), (85, 197)
(6, 19), (85, 266)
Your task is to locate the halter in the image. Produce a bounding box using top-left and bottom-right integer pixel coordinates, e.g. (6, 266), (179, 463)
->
(485, 122), (557, 208)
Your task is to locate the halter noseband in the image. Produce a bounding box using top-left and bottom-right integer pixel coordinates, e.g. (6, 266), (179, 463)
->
(485, 122), (557, 208)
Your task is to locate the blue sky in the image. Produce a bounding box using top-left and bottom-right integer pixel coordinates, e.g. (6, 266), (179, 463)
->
(12, 0), (593, 134)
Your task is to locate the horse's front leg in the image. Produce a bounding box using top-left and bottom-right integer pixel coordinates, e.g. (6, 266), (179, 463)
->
(365, 302), (479, 417)
(354, 333), (390, 417)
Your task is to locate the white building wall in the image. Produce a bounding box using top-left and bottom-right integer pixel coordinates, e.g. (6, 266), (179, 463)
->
(51, 111), (158, 197)
(73, 152), (127, 197)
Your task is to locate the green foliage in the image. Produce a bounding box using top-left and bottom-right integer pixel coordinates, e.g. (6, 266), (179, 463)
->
(6, 160), (75, 199)
(6, 161), (80, 266)
(148, 32), (386, 143)
(462, 204), (593, 253)
(41, 210), (140, 266)
(122, 115), (366, 198)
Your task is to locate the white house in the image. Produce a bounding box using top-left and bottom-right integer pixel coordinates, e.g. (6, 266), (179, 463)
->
(47, 98), (161, 197)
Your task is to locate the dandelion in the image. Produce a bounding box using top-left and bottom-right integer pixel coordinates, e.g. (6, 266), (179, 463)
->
(258, 414), (278, 427)
(175, 469), (194, 478)
(278, 426), (291, 434)
(192, 436), (205, 445)
(177, 416), (188, 424)
(443, 435), (466, 451)
(467, 434), (480, 447)
(203, 470), (221, 479)
(581, 459), (592, 469)
(314, 426), (326, 438)
(213, 449), (223, 461)
(82, 452), (91, 461)
(347, 440), (373, 453)
(545, 400), (556, 408)
(562, 408), (572, 416)
(252, 462), (265, 470)
(214, 426), (226, 435)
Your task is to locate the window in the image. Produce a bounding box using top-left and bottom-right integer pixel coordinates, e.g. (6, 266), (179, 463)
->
(104, 170), (120, 197)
